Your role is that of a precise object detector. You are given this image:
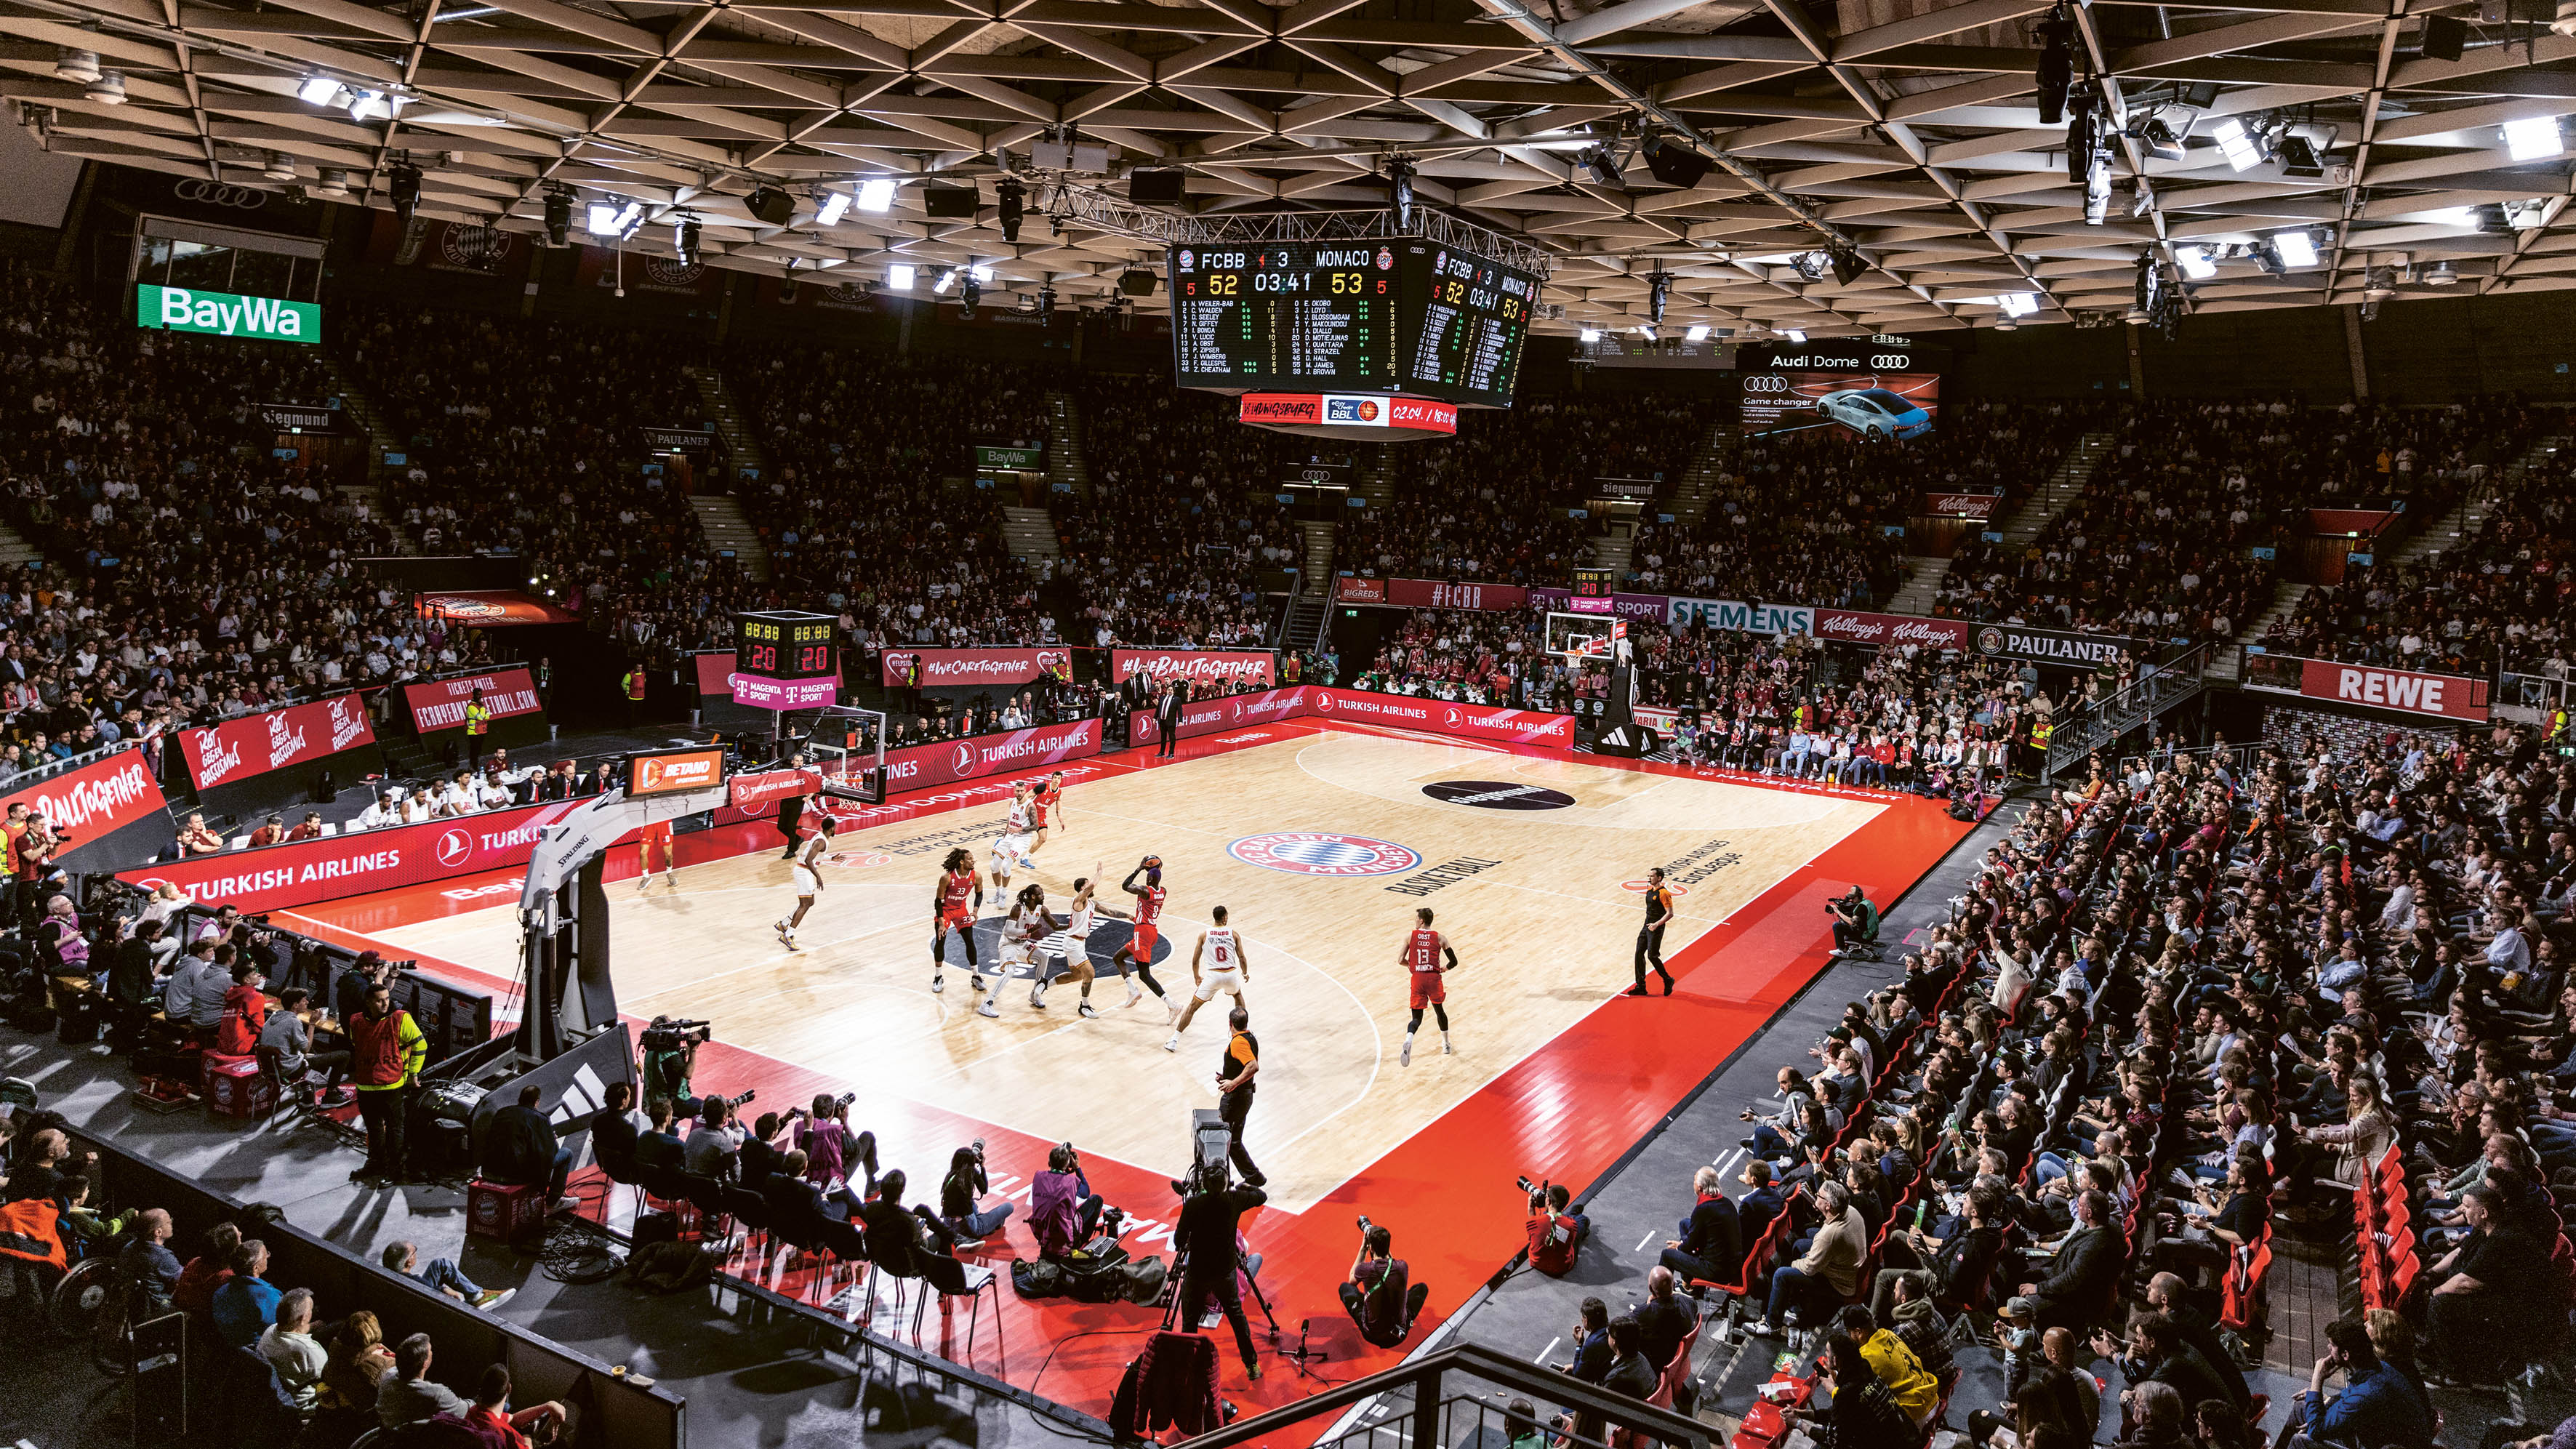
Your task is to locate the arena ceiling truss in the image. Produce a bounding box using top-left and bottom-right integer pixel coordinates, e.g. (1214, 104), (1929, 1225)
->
(5, 0), (2575, 338)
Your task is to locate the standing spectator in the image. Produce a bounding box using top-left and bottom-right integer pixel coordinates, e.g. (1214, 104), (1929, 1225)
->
(350, 979), (425, 1183)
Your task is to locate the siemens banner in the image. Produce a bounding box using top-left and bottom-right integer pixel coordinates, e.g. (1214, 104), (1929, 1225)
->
(1666, 597), (1815, 636)
(136, 284), (320, 344)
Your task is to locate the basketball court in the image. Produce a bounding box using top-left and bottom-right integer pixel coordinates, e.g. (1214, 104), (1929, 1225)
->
(278, 715), (1973, 1418)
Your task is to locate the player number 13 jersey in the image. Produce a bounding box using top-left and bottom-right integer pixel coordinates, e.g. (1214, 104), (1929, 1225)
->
(1406, 928), (1445, 972)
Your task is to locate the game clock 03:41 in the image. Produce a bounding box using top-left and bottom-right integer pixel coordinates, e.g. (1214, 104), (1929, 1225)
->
(734, 611), (835, 679)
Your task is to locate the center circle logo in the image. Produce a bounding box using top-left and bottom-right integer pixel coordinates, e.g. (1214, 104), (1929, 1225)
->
(1228, 832), (1421, 877)
(436, 829), (473, 867)
(1421, 780), (1576, 811)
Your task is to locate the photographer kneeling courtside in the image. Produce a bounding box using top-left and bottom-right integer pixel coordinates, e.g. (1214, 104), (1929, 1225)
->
(1341, 1220), (1429, 1349)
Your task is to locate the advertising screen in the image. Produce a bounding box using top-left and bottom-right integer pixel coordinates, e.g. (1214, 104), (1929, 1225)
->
(1736, 339), (1943, 440)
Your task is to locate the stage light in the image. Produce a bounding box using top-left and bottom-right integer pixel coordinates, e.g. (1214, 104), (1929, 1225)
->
(262, 152), (297, 182)
(2505, 116), (2564, 161)
(816, 190), (851, 226)
(297, 75), (340, 105)
(1581, 144), (1624, 188)
(1386, 156), (1416, 230)
(674, 214), (700, 264)
(889, 262), (916, 289)
(84, 71), (124, 105)
(2137, 117), (2186, 161)
(2274, 229), (2318, 267)
(1999, 292), (2038, 318)
(390, 161), (422, 225)
(1647, 270), (1672, 324)
(959, 274), (980, 316)
(586, 201), (620, 236)
(346, 89), (389, 122)
(313, 169), (350, 199)
(1037, 285), (1056, 323)
(997, 179), (1024, 242)
(2425, 259), (2460, 286)
(1685, 324), (1710, 341)
(2083, 152), (2111, 225)
(972, 263), (993, 283)
(2175, 245), (2217, 279)
(1579, 326), (1602, 342)
(2506, 198), (2551, 230)
(932, 268), (955, 293)
(2212, 117), (2262, 172)
(54, 49), (100, 83)
(542, 189), (571, 246)
(2034, 4), (2075, 126)
(1829, 248), (1865, 286)
(856, 177), (896, 212)
(1783, 327), (1806, 342)
(2424, 206), (2481, 229)
(2276, 134), (2324, 178)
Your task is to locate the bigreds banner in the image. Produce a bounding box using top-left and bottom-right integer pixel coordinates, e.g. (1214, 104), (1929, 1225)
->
(180, 694), (377, 790)
(1111, 649), (1276, 689)
(880, 648), (1071, 689)
(404, 668), (543, 732)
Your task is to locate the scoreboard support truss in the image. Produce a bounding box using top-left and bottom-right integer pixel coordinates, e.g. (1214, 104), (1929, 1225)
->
(1030, 191), (1556, 279)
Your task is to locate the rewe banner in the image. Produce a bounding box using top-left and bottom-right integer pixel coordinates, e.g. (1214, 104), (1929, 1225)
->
(879, 648), (1071, 689)
(180, 693), (377, 790)
(1110, 649), (1276, 688)
(2268, 659), (2491, 722)
(114, 801), (567, 913)
(404, 668), (543, 732)
(1812, 610), (1976, 651)
(879, 718), (1102, 792)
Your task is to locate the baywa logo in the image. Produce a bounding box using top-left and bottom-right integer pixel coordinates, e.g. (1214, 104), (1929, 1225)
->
(1228, 832), (1421, 877)
(1326, 398), (1381, 422)
(952, 743), (976, 776)
(436, 829), (474, 867)
(1976, 626), (2007, 657)
(1421, 780), (1575, 811)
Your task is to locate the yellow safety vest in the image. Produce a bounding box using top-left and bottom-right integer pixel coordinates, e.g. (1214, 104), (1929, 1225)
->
(625, 671), (647, 701)
(464, 702), (489, 736)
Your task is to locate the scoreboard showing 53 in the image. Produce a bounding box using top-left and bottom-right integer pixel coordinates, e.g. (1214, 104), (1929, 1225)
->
(1170, 238), (1536, 408)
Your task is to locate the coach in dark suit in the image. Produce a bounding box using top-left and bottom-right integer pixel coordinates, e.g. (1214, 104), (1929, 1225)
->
(2020, 1189), (2124, 1334)
(1154, 681), (1186, 759)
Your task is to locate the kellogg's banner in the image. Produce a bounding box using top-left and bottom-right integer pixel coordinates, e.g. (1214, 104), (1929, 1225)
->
(180, 694), (377, 790)
(404, 668), (544, 733)
(880, 718), (1102, 792)
(1111, 649), (1275, 689)
(7, 747), (169, 866)
(1307, 689), (1576, 747)
(1812, 610), (1976, 651)
(880, 648), (1071, 689)
(116, 802), (564, 914)
(1921, 493), (2000, 519)
(1666, 597), (1815, 636)
(1333, 577), (1530, 611)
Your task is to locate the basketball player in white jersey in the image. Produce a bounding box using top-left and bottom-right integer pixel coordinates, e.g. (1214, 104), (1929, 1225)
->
(1397, 905), (1459, 1065)
(988, 783), (1038, 894)
(1032, 864), (1123, 1018)
(980, 883), (1056, 1018)
(1163, 904), (1248, 1051)
(774, 822), (830, 949)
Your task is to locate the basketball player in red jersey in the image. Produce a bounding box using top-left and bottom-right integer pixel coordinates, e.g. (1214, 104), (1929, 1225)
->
(931, 846), (987, 998)
(1028, 771), (1067, 856)
(1108, 855), (1176, 1018)
(1399, 906), (1458, 1065)
(635, 818), (676, 892)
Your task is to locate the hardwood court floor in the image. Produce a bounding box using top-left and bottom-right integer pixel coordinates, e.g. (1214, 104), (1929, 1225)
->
(286, 719), (1972, 1428)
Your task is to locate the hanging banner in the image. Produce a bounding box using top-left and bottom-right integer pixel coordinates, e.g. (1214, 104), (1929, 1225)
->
(2249, 657), (2491, 722)
(1970, 623), (2143, 670)
(878, 648), (1071, 688)
(1666, 597), (1815, 636)
(1812, 610), (1978, 651)
(974, 443), (1046, 471)
(180, 694), (377, 790)
(641, 428), (716, 453)
(880, 718), (1101, 790)
(403, 668), (543, 732)
(1110, 649), (1277, 689)
(258, 402), (355, 433)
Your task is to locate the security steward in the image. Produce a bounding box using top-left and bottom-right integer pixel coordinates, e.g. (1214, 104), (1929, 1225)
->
(622, 662), (649, 726)
(350, 979), (426, 1184)
(462, 689), (491, 743)
(1628, 866), (1675, 997)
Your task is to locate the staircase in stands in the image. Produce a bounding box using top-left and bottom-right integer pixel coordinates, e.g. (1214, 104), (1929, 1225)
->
(1888, 430), (2114, 617)
(1000, 507), (1062, 576)
(311, 356), (414, 554)
(689, 497), (771, 583)
(1659, 419), (1736, 529)
(0, 517), (42, 576)
(1280, 521), (1336, 652)
(1044, 390), (1091, 500)
(1589, 517), (1637, 585)
(683, 365), (769, 484)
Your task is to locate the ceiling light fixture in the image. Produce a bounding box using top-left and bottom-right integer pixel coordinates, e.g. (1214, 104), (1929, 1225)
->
(1580, 143), (1624, 188)
(54, 49), (100, 83)
(2034, 3), (2076, 126)
(2212, 117), (2262, 172)
(84, 71), (125, 105)
(261, 152), (297, 181)
(2504, 116), (2564, 160)
(2425, 259), (2460, 286)
(933, 268), (956, 294)
(889, 262), (916, 290)
(1578, 327), (1602, 343)
(1783, 328), (1806, 342)
(1637, 324), (1658, 341)
(997, 179), (1024, 243)
(815, 190), (851, 226)
(1685, 324), (1710, 342)
(2175, 245), (2217, 279)
(2273, 229), (2319, 268)
(1999, 292), (2039, 318)
(297, 75), (340, 105)
(313, 169), (350, 199)
(856, 177), (896, 212)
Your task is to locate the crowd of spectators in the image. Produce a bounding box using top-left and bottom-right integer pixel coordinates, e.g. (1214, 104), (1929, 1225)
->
(2262, 434), (2571, 677)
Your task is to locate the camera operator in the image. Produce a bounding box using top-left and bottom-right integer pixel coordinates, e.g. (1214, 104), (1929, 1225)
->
(641, 1017), (704, 1108)
(1173, 1160), (1269, 1379)
(1525, 1182), (1586, 1277)
(1339, 1221), (1429, 1349)
(1030, 1143), (1105, 1261)
(1826, 886), (1878, 960)
(335, 951), (393, 1027)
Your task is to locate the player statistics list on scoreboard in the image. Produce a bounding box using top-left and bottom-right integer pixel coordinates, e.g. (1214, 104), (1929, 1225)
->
(1170, 245), (1397, 388)
(1406, 249), (1532, 398)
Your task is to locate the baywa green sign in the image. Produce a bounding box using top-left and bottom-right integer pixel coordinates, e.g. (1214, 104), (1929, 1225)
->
(974, 443), (1046, 470)
(136, 284), (321, 344)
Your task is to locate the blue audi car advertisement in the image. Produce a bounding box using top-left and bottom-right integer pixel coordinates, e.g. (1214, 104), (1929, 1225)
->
(1737, 339), (1942, 440)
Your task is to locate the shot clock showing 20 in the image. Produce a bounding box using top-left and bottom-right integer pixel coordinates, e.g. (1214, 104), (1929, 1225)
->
(731, 610), (839, 711)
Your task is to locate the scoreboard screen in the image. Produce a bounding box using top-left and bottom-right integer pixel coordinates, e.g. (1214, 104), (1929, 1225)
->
(734, 611), (835, 679)
(1169, 238), (1538, 409)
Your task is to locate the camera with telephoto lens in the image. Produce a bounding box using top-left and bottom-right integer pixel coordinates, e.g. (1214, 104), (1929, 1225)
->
(723, 1088), (756, 1110)
(1516, 1176), (1548, 1195)
(642, 1018), (713, 1052)
(1356, 1215), (1375, 1235)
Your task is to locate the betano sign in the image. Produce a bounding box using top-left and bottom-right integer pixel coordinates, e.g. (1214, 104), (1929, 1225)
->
(136, 284), (319, 344)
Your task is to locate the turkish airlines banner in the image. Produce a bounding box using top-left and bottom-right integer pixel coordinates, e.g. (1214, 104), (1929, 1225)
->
(5, 747), (168, 844)
(1111, 649), (1276, 689)
(879, 718), (1102, 792)
(879, 648), (1071, 688)
(2292, 659), (2489, 722)
(404, 669), (543, 732)
(1922, 493), (2000, 519)
(1813, 609), (1978, 651)
(114, 802), (565, 914)
(180, 694), (378, 790)
(728, 766), (824, 811)
(1308, 689), (1576, 747)
(1128, 687), (1312, 745)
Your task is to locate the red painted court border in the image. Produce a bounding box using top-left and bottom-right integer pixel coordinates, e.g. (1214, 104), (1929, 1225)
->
(284, 721), (1973, 1425)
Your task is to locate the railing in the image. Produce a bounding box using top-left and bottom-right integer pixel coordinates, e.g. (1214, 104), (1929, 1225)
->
(2044, 639), (2218, 782)
(2497, 670), (2574, 723)
(1179, 1341), (1709, 1449)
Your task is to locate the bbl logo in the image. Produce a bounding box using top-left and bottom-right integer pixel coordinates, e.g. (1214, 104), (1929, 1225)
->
(1229, 832), (1421, 877)
(1975, 626), (2007, 657)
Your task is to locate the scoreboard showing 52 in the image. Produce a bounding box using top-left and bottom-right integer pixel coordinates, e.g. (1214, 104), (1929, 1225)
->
(731, 609), (839, 712)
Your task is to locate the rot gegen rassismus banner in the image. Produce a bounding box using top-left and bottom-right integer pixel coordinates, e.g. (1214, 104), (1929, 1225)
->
(404, 668), (543, 732)
(113, 801), (569, 912)
(1110, 649), (1275, 689)
(878, 648), (1071, 689)
(180, 693), (377, 790)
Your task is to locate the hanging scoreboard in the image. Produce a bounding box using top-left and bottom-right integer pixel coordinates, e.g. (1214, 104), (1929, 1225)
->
(1169, 237), (1537, 409)
(731, 610), (839, 711)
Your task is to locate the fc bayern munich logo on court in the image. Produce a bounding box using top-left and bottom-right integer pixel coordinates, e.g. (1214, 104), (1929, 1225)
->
(1228, 832), (1421, 877)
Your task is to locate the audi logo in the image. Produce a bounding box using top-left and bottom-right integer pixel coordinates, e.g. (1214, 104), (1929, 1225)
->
(174, 180), (268, 209)
(1871, 353), (1911, 369)
(1744, 375), (1791, 393)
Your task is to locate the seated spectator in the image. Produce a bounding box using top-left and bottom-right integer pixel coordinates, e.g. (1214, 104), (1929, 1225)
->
(259, 1285), (329, 1408)
(381, 1240), (513, 1310)
(208, 1237), (280, 1348)
(1749, 1179), (1863, 1336)
(460, 1362), (566, 1449)
(2114, 1380), (2190, 1448)
(377, 1332), (468, 1428)
(214, 959), (271, 1056)
(480, 1083), (575, 1211)
(1654, 1165), (1738, 1285)
(116, 1207), (182, 1309)
(320, 1309), (397, 1413)
(2276, 1317), (2433, 1449)
(174, 1220), (241, 1317)
(1633, 1265), (1692, 1371)
(1835, 1304), (1940, 1429)
(257, 987), (352, 1103)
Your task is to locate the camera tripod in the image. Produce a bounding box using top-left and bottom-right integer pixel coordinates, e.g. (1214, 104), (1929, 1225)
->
(1159, 1245), (1331, 1378)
